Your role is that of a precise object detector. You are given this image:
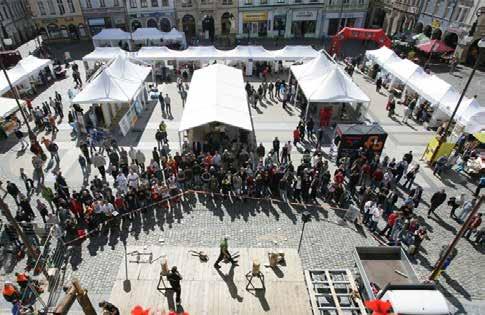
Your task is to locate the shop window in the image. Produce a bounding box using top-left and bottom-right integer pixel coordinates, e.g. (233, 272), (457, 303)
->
(57, 0), (65, 15)
(67, 0), (75, 12)
(292, 20), (316, 37)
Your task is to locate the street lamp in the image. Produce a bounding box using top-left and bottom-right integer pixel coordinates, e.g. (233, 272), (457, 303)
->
(428, 37), (485, 164)
(297, 211), (312, 253)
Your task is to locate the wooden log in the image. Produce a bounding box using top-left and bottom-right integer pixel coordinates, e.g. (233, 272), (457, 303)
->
(52, 286), (76, 315)
(72, 278), (97, 315)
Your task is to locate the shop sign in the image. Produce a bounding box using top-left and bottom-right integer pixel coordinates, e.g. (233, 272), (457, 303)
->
(88, 18), (106, 26)
(292, 10), (317, 21)
(243, 12), (268, 23)
(140, 11), (173, 18)
(41, 19), (58, 24)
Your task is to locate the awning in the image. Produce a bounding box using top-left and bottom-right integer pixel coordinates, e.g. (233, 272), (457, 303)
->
(82, 47), (128, 62)
(365, 46), (398, 66)
(384, 57), (420, 83)
(0, 55), (53, 95)
(179, 64), (252, 132)
(92, 28), (131, 41)
(0, 97), (26, 118)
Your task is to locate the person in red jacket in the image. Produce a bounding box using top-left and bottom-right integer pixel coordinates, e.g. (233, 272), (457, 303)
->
(371, 167), (384, 188)
(464, 213), (482, 240)
(293, 128), (301, 146)
(69, 193), (84, 222)
(379, 211), (399, 238)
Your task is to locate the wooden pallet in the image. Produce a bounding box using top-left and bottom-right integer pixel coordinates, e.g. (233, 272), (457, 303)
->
(304, 269), (367, 315)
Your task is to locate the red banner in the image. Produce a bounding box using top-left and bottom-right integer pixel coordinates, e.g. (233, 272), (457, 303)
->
(329, 27), (392, 56)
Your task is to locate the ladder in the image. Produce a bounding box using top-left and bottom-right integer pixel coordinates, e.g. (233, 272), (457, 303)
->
(304, 269), (368, 315)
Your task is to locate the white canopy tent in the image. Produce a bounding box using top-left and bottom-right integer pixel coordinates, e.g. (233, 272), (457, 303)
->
(132, 28), (164, 41)
(384, 57), (421, 84)
(162, 28), (187, 47)
(0, 55), (53, 95)
(270, 45), (319, 60)
(92, 28), (132, 50)
(406, 70), (453, 105)
(291, 54), (333, 81)
(365, 46), (398, 67)
(105, 55), (152, 83)
(136, 47), (177, 61)
(0, 97), (26, 118)
(82, 47), (129, 62)
(179, 64), (252, 134)
(455, 98), (485, 132)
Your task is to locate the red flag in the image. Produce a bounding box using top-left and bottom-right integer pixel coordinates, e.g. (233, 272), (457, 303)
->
(131, 305), (150, 315)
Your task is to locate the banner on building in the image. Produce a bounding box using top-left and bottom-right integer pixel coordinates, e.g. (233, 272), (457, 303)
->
(242, 12), (268, 23)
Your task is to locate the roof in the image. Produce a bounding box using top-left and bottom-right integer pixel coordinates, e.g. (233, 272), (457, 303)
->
(336, 123), (386, 136)
(105, 56), (151, 83)
(136, 46), (176, 60)
(406, 70), (452, 104)
(82, 47), (128, 62)
(179, 64), (252, 132)
(365, 46), (398, 66)
(270, 45), (319, 60)
(0, 97), (26, 118)
(291, 57), (370, 103)
(385, 57), (421, 83)
(132, 28), (164, 41)
(92, 28), (131, 41)
(0, 55), (52, 95)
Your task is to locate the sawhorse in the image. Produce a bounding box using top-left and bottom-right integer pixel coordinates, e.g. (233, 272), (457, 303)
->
(245, 270), (265, 291)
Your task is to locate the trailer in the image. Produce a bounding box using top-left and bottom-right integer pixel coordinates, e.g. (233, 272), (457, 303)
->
(353, 246), (450, 315)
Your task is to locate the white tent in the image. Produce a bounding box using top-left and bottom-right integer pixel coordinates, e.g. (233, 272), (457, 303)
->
(291, 56), (369, 103)
(219, 45), (272, 61)
(162, 28), (187, 47)
(179, 64), (252, 132)
(176, 46), (224, 60)
(384, 57), (421, 83)
(71, 71), (142, 104)
(83, 47), (128, 62)
(0, 55), (52, 95)
(92, 28), (131, 41)
(365, 46), (398, 66)
(0, 97), (26, 118)
(132, 28), (164, 41)
(106, 56), (151, 82)
(291, 54), (332, 81)
(406, 70), (452, 105)
(136, 46), (178, 60)
(270, 45), (319, 60)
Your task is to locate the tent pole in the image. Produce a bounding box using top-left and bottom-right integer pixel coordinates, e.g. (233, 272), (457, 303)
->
(178, 131), (182, 151)
(294, 84), (299, 105)
(151, 62), (156, 84)
(304, 101), (310, 123)
(287, 70), (291, 84)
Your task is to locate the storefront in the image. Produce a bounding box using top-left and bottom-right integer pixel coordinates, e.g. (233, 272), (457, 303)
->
(35, 16), (88, 41)
(291, 10), (318, 38)
(323, 12), (366, 36)
(240, 11), (269, 38)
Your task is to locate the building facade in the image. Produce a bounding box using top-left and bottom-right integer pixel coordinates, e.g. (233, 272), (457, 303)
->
(237, 0), (369, 40)
(174, 0), (238, 43)
(0, 0), (36, 47)
(79, 0), (128, 36)
(382, 0), (421, 36)
(27, 0), (88, 40)
(365, 0), (386, 28)
(126, 0), (175, 32)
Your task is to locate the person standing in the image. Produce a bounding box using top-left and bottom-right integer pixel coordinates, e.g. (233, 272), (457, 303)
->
(180, 89), (187, 107)
(376, 77), (382, 93)
(20, 168), (34, 196)
(428, 189), (447, 218)
(92, 153), (107, 181)
(98, 301), (120, 315)
(464, 213), (482, 239)
(214, 236), (238, 268)
(272, 137), (280, 162)
(158, 92), (165, 115)
(448, 193), (465, 219)
(6, 181), (20, 205)
(164, 93), (172, 116)
(78, 154), (89, 177)
(293, 127), (301, 147)
(475, 175), (484, 197)
(167, 266), (183, 305)
(449, 56), (458, 75)
(457, 198), (477, 223)
(14, 128), (28, 148)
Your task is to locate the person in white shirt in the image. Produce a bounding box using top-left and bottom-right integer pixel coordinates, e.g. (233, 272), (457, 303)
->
(369, 205), (383, 232)
(127, 171), (139, 189)
(164, 94), (172, 116)
(102, 201), (114, 216)
(363, 200), (375, 225)
(115, 173), (128, 194)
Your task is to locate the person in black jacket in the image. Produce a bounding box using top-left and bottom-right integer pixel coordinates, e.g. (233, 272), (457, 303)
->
(428, 189), (447, 218)
(167, 266), (183, 305)
(6, 181), (20, 205)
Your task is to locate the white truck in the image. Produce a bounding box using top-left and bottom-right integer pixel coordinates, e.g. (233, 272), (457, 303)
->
(354, 246), (450, 315)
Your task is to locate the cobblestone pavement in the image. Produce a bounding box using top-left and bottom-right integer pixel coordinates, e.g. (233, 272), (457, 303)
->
(0, 44), (483, 314)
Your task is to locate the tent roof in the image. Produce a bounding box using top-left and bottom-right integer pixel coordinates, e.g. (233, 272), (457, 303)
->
(455, 98), (485, 132)
(406, 70), (452, 104)
(92, 28), (131, 41)
(219, 45), (272, 60)
(0, 97), (26, 118)
(136, 46), (177, 60)
(132, 28), (164, 40)
(177, 46), (224, 60)
(0, 55), (52, 95)
(291, 54), (332, 81)
(292, 58), (369, 103)
(337, 123), (386, 136)
(71, 70), (142, 104)
(385, 57), (420, 83)
(270, 45), (319, 60)
(164, 28), (186, 41)
(179, 64), (252, 132)
(82, 47), (128, 62)
(105, 56), (151, 82)
(365, 46), (398, 66)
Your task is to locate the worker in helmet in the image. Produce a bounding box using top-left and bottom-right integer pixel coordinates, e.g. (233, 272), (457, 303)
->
(2, 281), (20, 304)
(15, 272), (30, 290)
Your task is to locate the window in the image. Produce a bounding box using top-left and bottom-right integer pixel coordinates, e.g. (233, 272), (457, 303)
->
(114, 0), (119, 6)
(100, 0), (105, 7)
(141, 0), (147, 7)
(161, 0), (168, 5)
(260, 0), (267, 4)
(443, 1), (452, 18)
(151, 0), (158, 6)
(222, 0), (232, 4)
(47, 0), (55, 14)
(359, 0), (365, 5)
(130, 0), (137, 8)
(67, 0), (75, 12)
(86, 0), (92, 8)
(343, 0), (350, 5)
(432, 0), (442, 15)
(181, 0), (192, 7)
(275, 0), (285, 3)
(38, 1), (46, 15)
(244, 0), (252, 5)
(57, 0), (65, 14)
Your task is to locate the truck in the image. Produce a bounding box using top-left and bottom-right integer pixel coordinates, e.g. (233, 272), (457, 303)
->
(354, 246), (450, 315)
